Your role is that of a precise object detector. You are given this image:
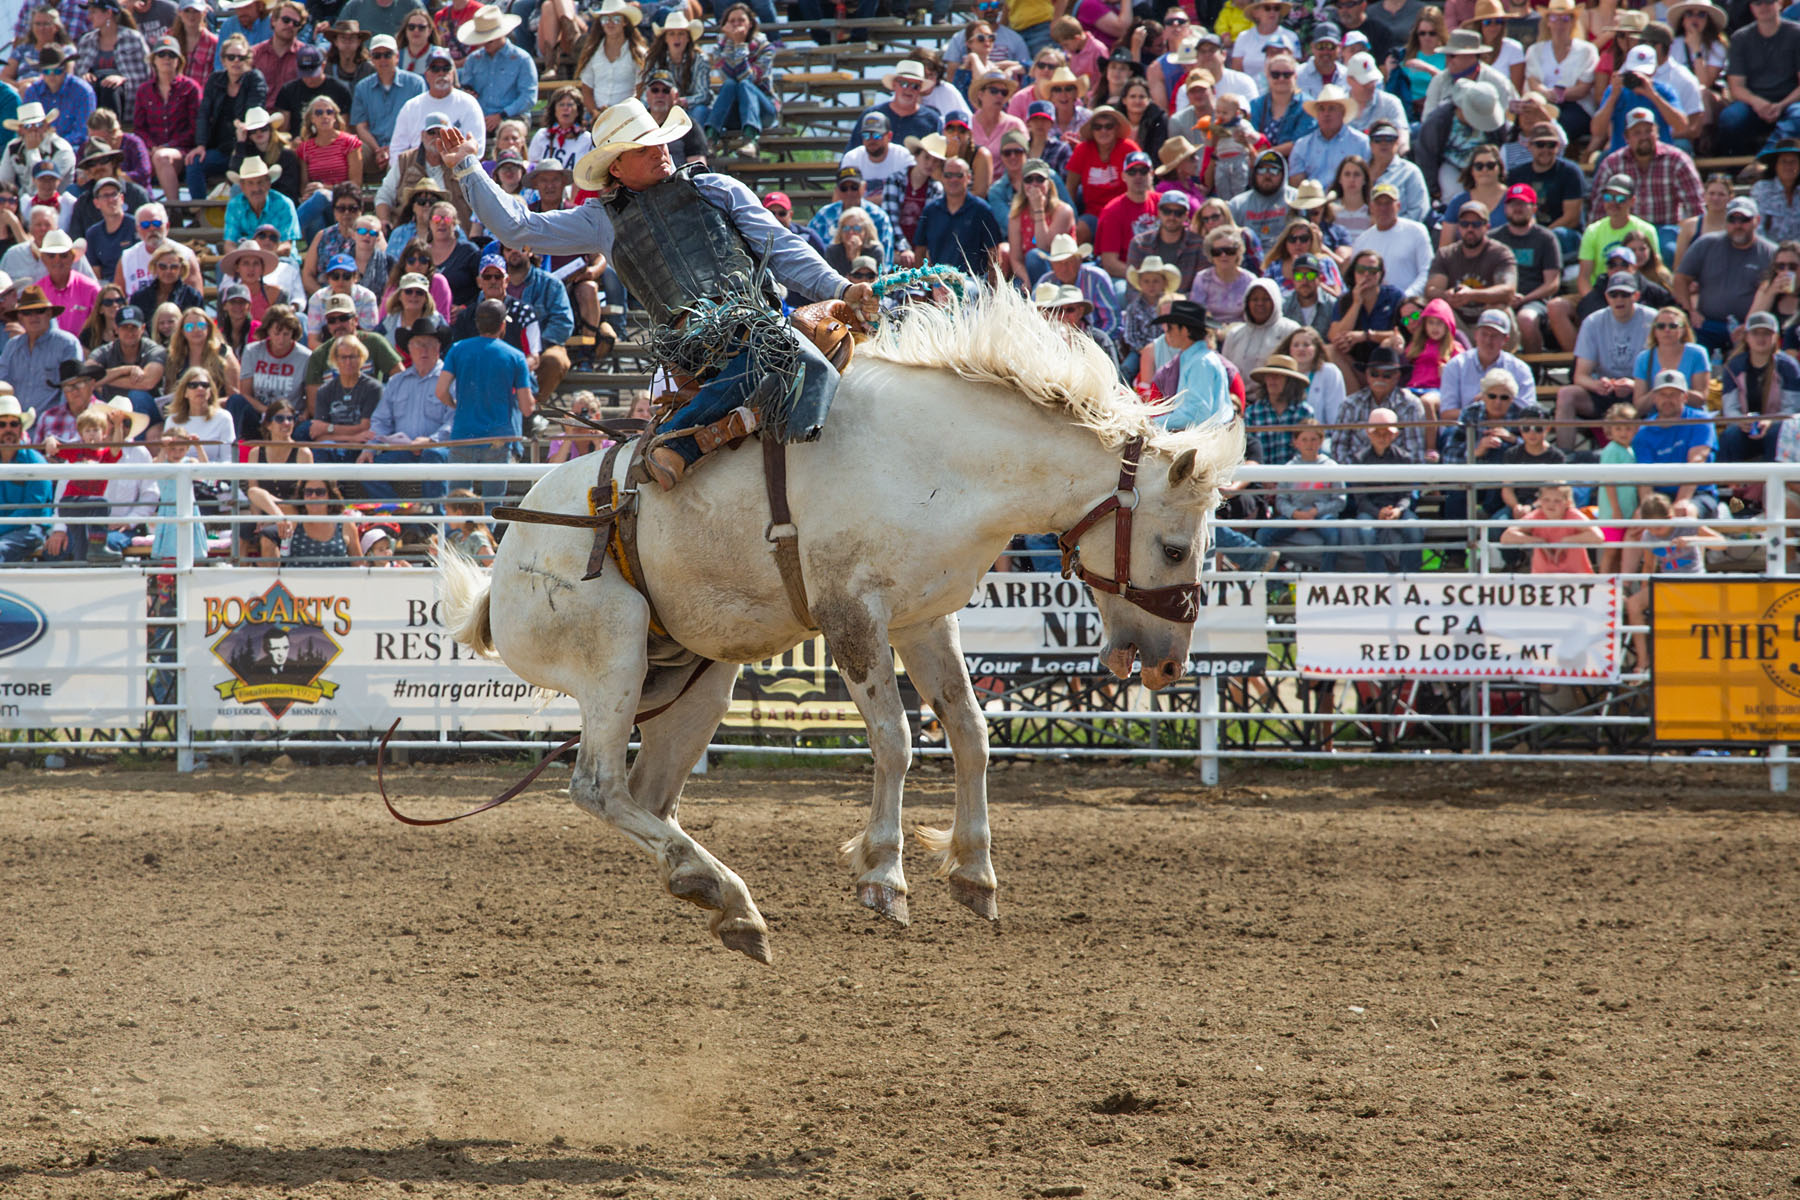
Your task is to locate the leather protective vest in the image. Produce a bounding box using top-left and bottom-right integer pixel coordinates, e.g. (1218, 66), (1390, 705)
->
(607, 169), (757, 328)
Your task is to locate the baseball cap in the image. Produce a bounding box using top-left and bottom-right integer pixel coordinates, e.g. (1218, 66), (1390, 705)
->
(1458, 199), (1490, 220)
(93, 175), (125, 193)
(254, 222), (281, 239)
(116, 304), (145, 326)
(32, 159), (60, 177)
(478, 251), (507, 274)
(492, 147), (525, 167)
(836, 164), (863, 183)
(220, 281), (250, 303)
(1158, 190), (1192, 212)
(323, 292), (357, 315)
(1601, 173), (1636, 198)
(859, 111), (890, 135)
(1504, 182), (1537, 205)
(1477, 308), (1511, 333)
(1292, 252), (1321, 272)
(325, 253), (357, 274)
(1371, 181), (1400, 200)
(369, 33), (396, 53)
(1346, 51), (1381, 84)
(1604, 243), (1636, 263)
(297, 44), (323, 69)
(1311, 22), (1341, 43)
(1746, 310), (1781, 333)
(1625, 106), (1655, 129)
(643, 67), (676, 88)
(1343, 29), (1369, 49)
(1367, 120), (1400, 141)
(1728, 195), (1759, 218)
(762, 190), (792, 212)
(1000, 128), (1029, 150)
(1124, 150), (1152, 170)
(398, 272), (431, 290)
(849, 254), (878, 274)
(1623, 44), (1657, 74)
(1026, 99), (1054, 121)
(423, 110), (454, 132)
(1650, 367), (1689, 392)
(1605, 272), (1641, 294)
(425, 48), (454, 66)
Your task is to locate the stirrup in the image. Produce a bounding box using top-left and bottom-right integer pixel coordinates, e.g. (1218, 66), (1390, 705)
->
(645, 446), (686, 491)
(693, 405), (760, 454)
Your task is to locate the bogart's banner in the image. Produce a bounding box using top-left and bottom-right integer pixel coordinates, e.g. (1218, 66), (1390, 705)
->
(185, 571), (579, 731)
(0, 573), (146, 728)
(1295, 574), (1620, 682)
(956, 571), (1268, 677)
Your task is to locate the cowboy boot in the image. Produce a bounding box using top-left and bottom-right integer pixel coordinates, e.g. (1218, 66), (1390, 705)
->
(645, 446), (687, 491)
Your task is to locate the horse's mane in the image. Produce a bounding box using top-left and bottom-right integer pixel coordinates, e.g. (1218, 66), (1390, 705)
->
(859, 281), (1241, 506)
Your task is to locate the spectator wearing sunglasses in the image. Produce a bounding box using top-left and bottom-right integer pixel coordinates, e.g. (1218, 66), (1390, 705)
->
(335, 0), (431, 41)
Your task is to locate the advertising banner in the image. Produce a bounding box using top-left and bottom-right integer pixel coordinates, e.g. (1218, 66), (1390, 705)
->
(1651, 579), (1800, 743)
(1295, 574), (1620, 682)
(184, 570), (579, 731)
(0, 573), (147, 728)
(955, 571), (1268, 678)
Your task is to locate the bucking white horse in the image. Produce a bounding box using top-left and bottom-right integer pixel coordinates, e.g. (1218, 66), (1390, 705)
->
(437, 283), (1241, 963)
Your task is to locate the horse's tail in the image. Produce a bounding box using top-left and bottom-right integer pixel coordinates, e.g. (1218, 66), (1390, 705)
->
(436, 545), (496, 659)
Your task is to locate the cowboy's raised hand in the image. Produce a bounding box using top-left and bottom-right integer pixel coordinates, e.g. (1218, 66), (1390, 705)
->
(437, 127), (477, 169)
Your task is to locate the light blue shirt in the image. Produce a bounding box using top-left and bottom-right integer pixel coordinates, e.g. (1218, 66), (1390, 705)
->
(1289, 125), (1370, 188)
(350, 68), (425, 144)
(224, 187), (301, 248)
(459, 40), (537, 120)
(1437, 347), (1536, 419)
(1157, 343), (1233, 432)
(1377, 157), (1431, 224)
(455, 158), (852, 310)
(372, 362), (453, 441)
(0, 326), (80, 410)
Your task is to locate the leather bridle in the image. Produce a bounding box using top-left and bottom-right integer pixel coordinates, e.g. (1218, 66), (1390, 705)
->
(1056, 436), (1202, 626)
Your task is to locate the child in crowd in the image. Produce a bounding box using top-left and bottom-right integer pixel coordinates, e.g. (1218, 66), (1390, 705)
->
(1494, 415), (1565, 564)
(1595, 403), (1638, 573)
(1404, 298), (1462, 401)
(435, 488), (497, 566)
(46, 407), (121, 562)
(150, 425), (211, 564)
(1499, 482), (1603, 574)
(1347, 407), (1422, 572)
(1621, 495), (1722, 667)
(1257, 418), (1344, 569)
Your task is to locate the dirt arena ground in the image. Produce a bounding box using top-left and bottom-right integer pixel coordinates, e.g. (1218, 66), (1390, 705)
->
(1, 758), (1796, 1199)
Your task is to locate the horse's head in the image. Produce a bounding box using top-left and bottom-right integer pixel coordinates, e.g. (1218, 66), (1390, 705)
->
(1062, 430), (1239, 691)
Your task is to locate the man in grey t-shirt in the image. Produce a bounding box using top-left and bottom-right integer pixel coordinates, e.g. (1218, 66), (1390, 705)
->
(1552, 272), (1655, 450)
(1673, 196), (1777, 353)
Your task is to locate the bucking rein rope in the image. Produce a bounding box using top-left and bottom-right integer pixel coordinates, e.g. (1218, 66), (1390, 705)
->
(379, 268), (964, 826)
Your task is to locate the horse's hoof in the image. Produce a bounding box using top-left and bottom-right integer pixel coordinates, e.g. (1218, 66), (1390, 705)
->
(948, 876), (999, 921)
(719, 927), (773, 965)
(857, 882), (910, 926)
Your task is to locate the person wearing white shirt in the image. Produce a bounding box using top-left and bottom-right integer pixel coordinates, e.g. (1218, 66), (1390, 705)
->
(389, 51), (487, 156)
(840, 132), (916, 207)
(1188, 31), (1259, 105)
(1230, 1), (1301, 89)
(1646, 28), (1705, 143)
(1353, 183), (1434, 296)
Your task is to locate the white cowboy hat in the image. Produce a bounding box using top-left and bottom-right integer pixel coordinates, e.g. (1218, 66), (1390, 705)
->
(1032, 280), (1091, 312)
(1046, 233), (1093, 262)
(572, 98), (693, 191)
(0, 395), (36, 431)
(880, 59), (927, 90)
(3, 101), (58, 131)
(103, 395), (152, 440)
(227, 157), (283, 185)
(1126, 254), (1180, 292)
(1302, 84), (1360, 120)
(1453, 79), (1505, 132)
(37, 229), (83, 256)
(905, 131), (950, 159)
(1288, 179), (1330, 210)
(655, 10), (698, 34)
(595, 0), (642, 23)
(456, 4), (522, 45)
(234, 105), (285, 135)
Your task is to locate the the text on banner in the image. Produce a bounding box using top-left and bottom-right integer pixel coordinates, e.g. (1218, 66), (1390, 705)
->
(1651, 578), (1800, 743)
(1295, 574), (1620, 682)
(0, 573), (148, 728)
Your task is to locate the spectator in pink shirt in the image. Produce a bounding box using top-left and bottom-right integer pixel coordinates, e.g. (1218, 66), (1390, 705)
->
(36, 229), (101, 336)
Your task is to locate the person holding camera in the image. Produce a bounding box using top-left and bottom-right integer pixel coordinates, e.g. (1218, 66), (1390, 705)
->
(1589, 44), (1685, 157)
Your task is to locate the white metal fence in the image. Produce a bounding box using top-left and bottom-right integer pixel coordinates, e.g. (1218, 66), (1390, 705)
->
(0, 457), (1793, 788)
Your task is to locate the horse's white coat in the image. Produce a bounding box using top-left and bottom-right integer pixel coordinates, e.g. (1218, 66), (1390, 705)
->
(439, 284), (1242, 961)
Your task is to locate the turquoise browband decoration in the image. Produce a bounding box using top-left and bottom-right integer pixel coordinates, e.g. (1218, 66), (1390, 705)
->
(870, 265), (968, 303)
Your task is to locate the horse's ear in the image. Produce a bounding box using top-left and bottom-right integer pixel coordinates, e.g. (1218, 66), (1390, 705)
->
(1168, 447), (1200, 489)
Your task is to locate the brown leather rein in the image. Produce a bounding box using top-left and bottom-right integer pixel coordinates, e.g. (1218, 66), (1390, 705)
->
(1056, 436), (1202, 626)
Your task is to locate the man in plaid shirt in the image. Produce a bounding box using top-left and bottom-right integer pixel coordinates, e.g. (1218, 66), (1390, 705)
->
(1243, 376), (1317, 464)
(1334, 344), (1433, 463)
(1592, 108), (1703, 232)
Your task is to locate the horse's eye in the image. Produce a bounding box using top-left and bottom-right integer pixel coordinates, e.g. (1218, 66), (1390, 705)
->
(1162, 543), (1187, 564)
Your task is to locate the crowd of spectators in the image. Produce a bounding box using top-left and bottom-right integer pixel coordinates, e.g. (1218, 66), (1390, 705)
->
(0, 0), (1790, 593)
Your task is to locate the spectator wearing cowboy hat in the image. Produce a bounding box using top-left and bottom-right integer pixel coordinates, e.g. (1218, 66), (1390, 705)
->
(849, 59), (943, 154)
(0, 100), (75, 189)
(1150, 297), (1235, 432)
(0, 203), (80, 290)
(34, 227), (98, 336)
(358, 314), (453, 503)
(1032, 280), (1110, 360)
(0, 388), (55, 562)
(456, 5), (536, 132)
(1421, 25), (1518, 115)
(0, 283), (83, 412)
(222, 155), (299, 254)
(1040, 231), (1119, 336)
(22, 46), (95, 151)
(1288, 83), (1369, 186)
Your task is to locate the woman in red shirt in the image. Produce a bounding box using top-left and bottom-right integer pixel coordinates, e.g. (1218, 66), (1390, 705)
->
(1062, 104), (1140, 233)
(138, 37), (201, 203)
(294, 95), (363, 243)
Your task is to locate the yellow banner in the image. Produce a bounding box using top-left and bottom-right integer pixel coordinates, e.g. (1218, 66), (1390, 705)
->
(214, 679), (342, 704)
(1651, 579), (1800, 743)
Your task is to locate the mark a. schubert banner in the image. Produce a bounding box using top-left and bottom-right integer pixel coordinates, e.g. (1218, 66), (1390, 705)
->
(0, 574), (146, 728)
(186, 570), (578, 731)
(1295, 574), (1620, 681)
(958, 572), (1268, 677)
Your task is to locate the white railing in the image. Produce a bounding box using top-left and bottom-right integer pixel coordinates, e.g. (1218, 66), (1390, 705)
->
(0, 458), (1792, 788)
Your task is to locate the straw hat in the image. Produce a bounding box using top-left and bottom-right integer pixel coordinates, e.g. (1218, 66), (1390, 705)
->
(456, 5), (522, 45)
(1046, 233), (1093, 262)
(906, 131), (950, 159)
(573, 98), (694, 191)
(103, 395), (152, 441)
(37, 229), (85, 257)
(234, 105), (285, 136)
(655, 10), (699, 34)
(971, 68), (1018, 98)
(1156, 135), (1202, 174)
(1302, 84), (1360, 120)
(0, 394), (36, 431)
(1032, 280), (1092, 312)
(1077, 105), (1125, 139)
(1442, 28), (1495, 55)
(1127, 254), (1181, 292)
(1665, 0), (1725, 30)
(1252, 354), (1311, 387)
(3, 101), (58, 131)
(1468, 0), (1506, 23)
(1603, 9), (1648, 33)
(881, 59), (928, 90)
(218, 244), (279, 276)
(227, 157), (282, 185)
(595, 0), (642, 23)
(1288, 179), (1330, 210)
(1043, 65), (1083, 90)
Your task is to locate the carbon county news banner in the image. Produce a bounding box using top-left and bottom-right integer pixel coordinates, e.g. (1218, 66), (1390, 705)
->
(1651, 579), (1800, 744)
(1295, 575), (1621, 682)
